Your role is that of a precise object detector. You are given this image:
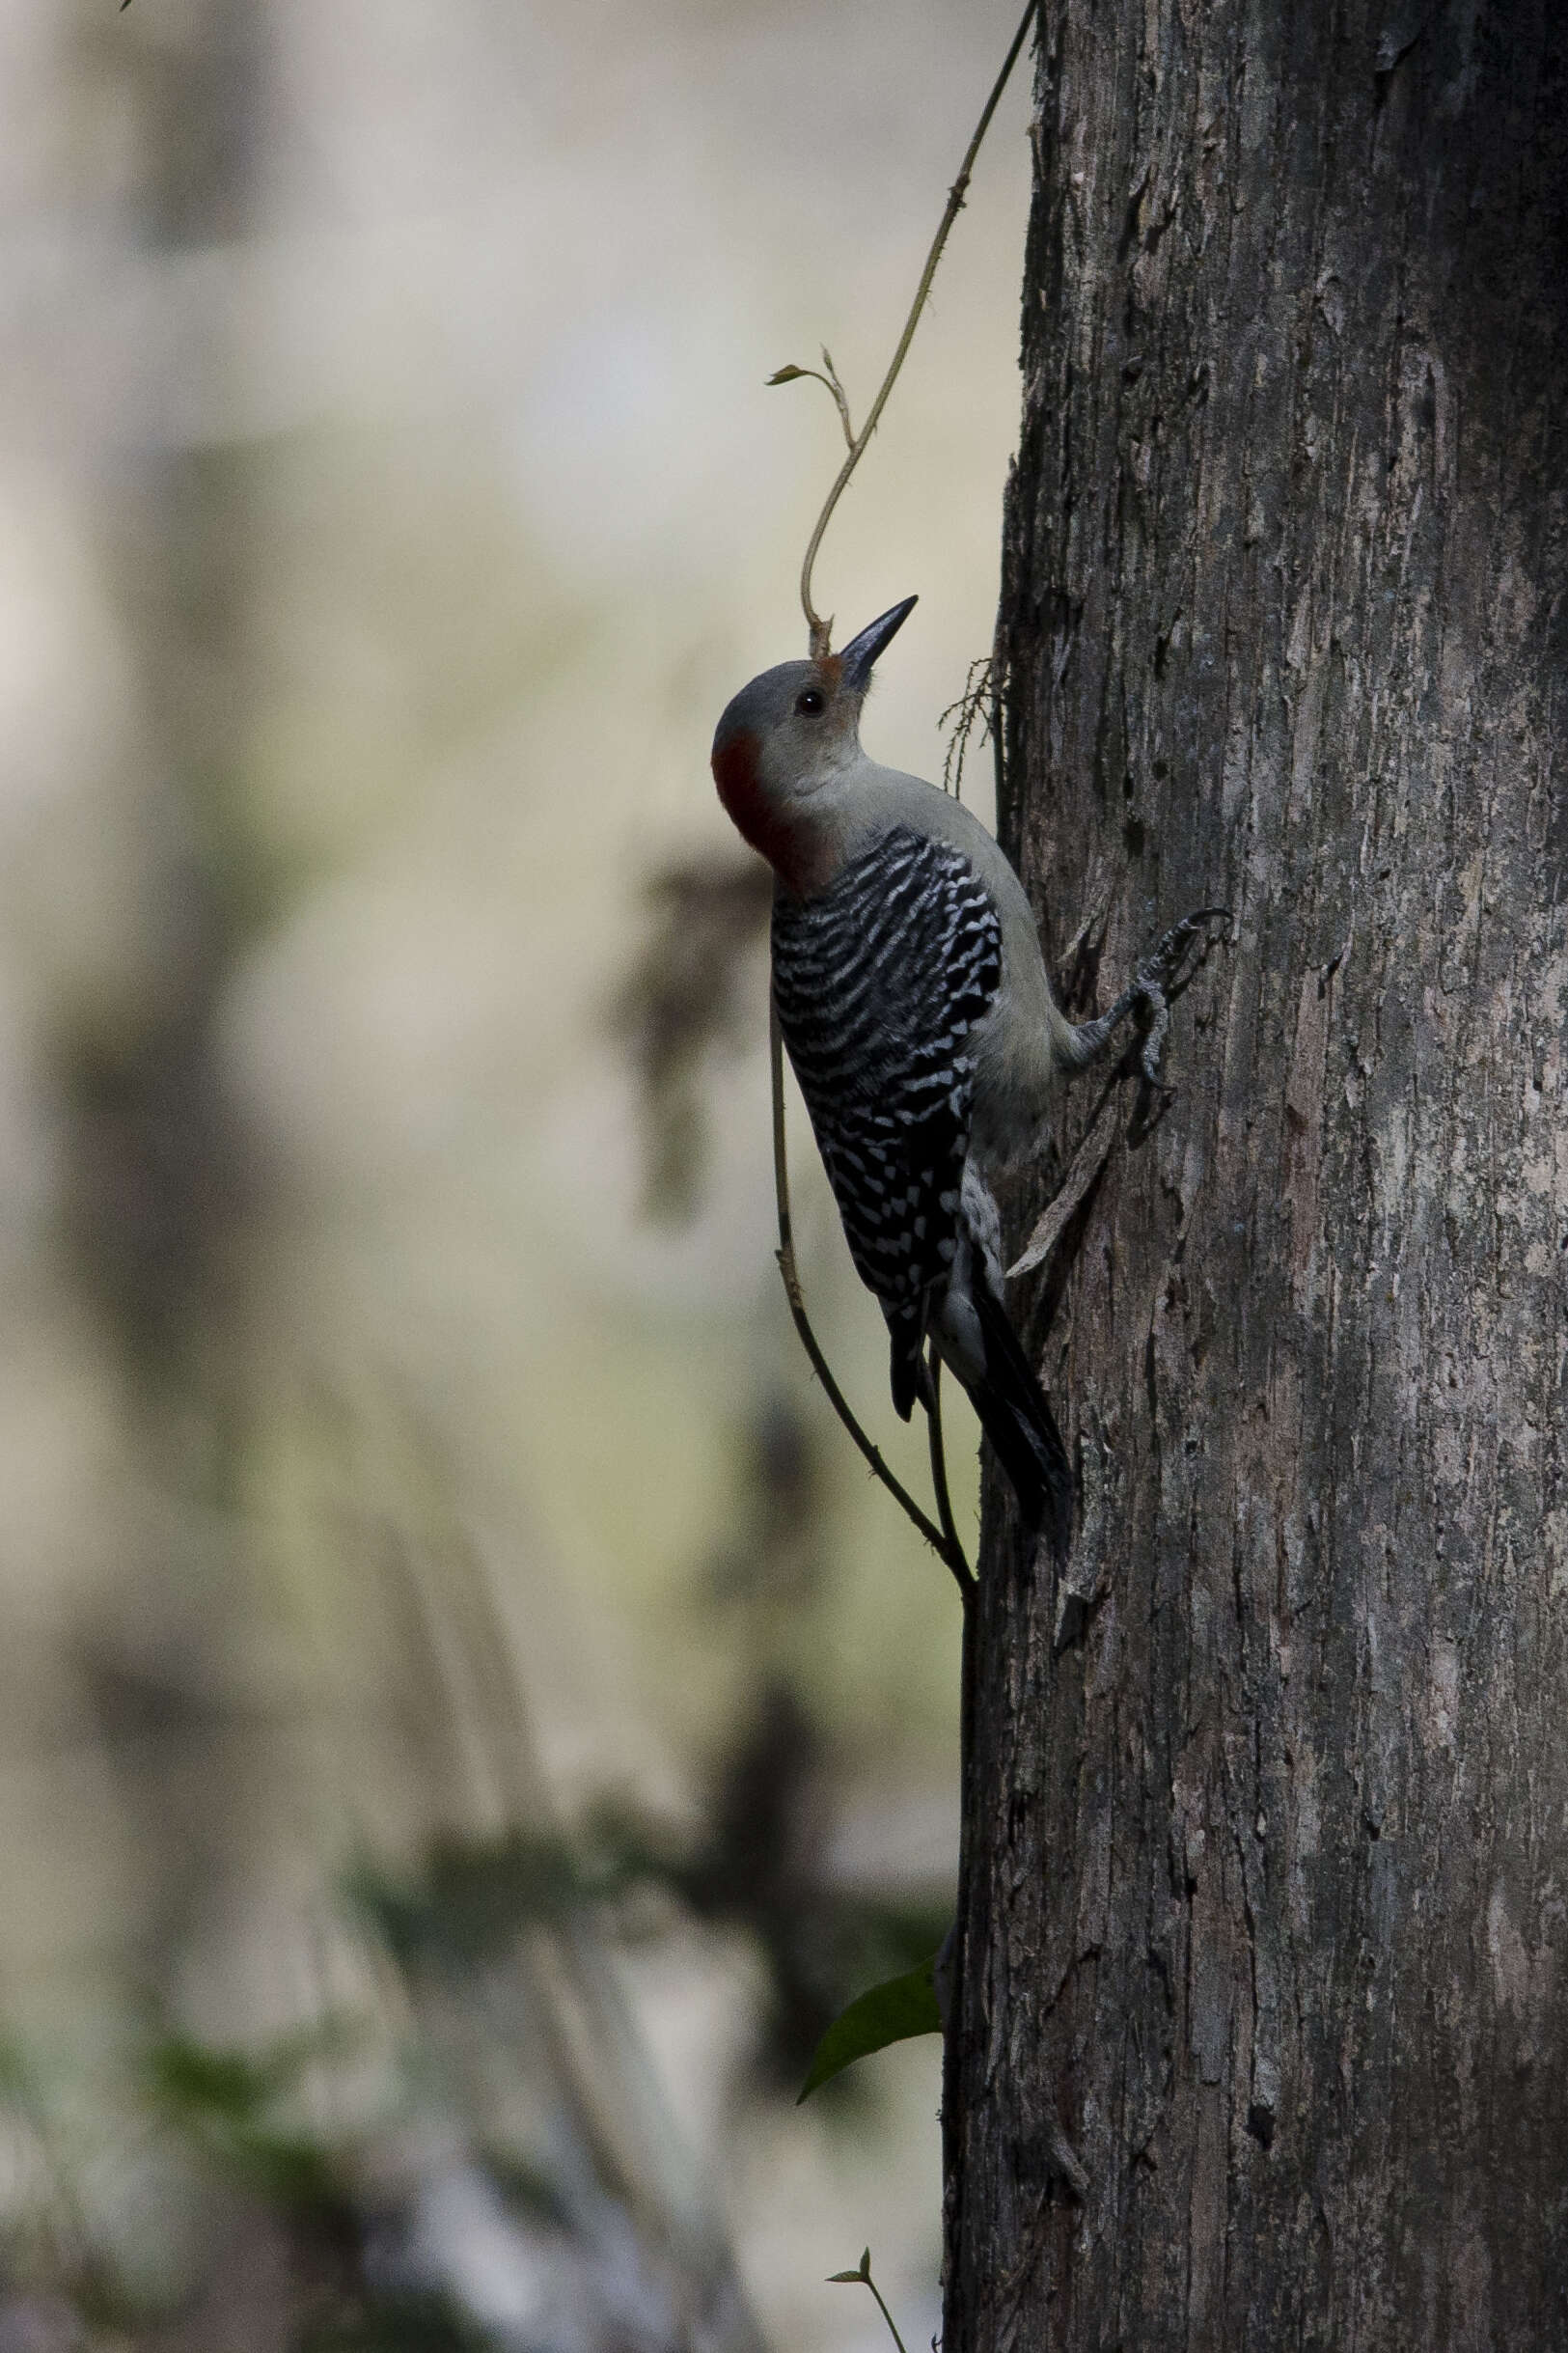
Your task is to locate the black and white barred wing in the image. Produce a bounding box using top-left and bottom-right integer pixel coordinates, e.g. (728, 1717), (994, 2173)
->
(771, 824), (1002, 1397)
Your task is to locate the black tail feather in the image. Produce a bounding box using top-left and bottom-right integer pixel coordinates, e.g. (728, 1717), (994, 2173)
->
(968, 1286), (1074, 1564)
(888, 1308), (930, 1422)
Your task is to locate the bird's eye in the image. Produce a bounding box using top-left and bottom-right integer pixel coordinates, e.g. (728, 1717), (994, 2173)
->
(795, 687), (825, 716)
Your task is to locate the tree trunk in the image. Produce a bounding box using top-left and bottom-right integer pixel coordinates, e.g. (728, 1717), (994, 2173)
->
(945, 3), (1568, 2345)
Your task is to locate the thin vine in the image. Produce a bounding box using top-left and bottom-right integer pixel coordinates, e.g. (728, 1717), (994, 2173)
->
(764, 1), (1037, 1592)
(772, 0), (1040, 655)
(827, 2248), (913, 2352)
(771, 1011), (972, 1598)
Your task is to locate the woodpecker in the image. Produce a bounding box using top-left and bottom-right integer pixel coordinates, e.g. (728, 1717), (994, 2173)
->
(712, 595), (1217, 1560)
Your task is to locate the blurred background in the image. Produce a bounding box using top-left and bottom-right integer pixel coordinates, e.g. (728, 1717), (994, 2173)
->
(0, 0), (1031, 2343)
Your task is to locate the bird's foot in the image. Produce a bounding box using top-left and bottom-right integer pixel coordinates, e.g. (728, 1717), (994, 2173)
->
(1128, 905), (1229, 1089)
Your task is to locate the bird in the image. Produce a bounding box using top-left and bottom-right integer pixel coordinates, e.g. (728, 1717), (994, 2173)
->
(711, 595), (1218, 1561)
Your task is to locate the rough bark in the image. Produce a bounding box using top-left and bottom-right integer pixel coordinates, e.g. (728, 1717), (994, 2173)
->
(945, 3), (1568, 2346)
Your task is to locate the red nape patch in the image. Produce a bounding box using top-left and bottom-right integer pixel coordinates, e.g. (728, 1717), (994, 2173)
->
(712, 728), (831, 899)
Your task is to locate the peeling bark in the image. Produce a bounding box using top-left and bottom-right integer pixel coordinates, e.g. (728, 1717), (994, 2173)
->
(946, 3), (1568, 2345)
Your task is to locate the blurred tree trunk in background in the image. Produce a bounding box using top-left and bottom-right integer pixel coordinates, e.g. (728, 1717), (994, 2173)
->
(65, 0), (270, 1982)
(946, 3), (1568, 2345)
(69, 0), (262, 1407)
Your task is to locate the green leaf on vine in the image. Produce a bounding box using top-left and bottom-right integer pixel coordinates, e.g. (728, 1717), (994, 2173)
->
(796, 1957), (941, 2103)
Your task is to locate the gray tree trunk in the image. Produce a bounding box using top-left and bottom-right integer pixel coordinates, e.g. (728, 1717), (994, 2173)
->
(944, 3), (1568, 2345)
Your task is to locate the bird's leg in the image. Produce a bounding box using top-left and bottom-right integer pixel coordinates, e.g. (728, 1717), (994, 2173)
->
(1061, 906), (1229, 1087)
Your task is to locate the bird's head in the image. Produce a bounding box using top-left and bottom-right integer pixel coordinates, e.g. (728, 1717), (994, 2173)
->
(710, 595), (916, 895)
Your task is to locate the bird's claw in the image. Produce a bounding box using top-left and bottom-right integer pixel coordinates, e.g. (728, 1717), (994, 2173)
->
(1130, 905), (1229, 1088)
(1132, 905), (1230, 1002)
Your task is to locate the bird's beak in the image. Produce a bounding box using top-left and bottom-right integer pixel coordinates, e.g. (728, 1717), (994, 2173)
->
(838, 595), (918, 693)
